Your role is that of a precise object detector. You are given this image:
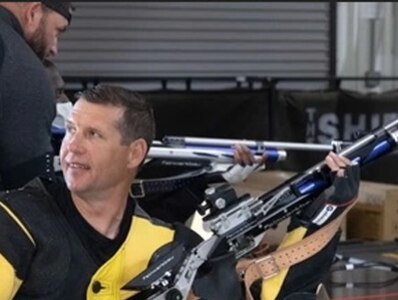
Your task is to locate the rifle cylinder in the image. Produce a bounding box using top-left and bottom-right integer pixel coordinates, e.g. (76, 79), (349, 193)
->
(148, 146), (287, 163)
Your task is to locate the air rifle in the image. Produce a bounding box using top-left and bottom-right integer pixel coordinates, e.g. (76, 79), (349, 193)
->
(125, 119), (398, 300)
(162, 136), (352, 152)
(145, 136), (350, 168)
(147, 136), (351, 167)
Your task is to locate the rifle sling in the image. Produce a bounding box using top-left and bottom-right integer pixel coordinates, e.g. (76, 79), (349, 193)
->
(238, 200), (356, 300)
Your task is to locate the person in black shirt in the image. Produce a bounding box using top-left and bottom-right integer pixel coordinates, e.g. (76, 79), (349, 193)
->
(0, 1), (72, 190)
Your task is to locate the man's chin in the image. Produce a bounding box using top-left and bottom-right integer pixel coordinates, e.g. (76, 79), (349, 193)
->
(65, 179), (84, 193)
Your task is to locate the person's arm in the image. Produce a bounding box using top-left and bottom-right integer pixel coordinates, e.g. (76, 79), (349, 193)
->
(0, 201), (36, 299)
(258, 152), (360, 300)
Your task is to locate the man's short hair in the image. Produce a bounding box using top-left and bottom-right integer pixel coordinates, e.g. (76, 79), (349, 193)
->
(76, 84), (156, 148)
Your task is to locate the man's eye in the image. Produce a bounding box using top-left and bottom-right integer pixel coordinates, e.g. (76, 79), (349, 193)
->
(65, 125), (75, 133)
(89, 130), (102, 138)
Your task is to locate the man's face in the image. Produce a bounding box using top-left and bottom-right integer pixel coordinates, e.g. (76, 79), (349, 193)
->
(60, 99), (136, 197)
(28, 9), (68, 60)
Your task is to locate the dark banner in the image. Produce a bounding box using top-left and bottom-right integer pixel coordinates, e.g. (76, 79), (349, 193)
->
(143, 89), (271, 140)
(271, 89), (339, 171)
(272, 89), (398, 184)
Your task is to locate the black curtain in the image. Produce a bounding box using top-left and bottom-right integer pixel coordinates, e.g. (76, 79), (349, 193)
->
(272, 89), (339, 171)
(143, 88), (271, 140)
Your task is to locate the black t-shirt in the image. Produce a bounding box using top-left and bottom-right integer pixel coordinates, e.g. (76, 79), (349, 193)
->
(50, 178), (134, 265)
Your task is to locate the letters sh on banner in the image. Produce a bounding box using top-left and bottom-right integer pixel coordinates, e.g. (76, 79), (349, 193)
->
(273, 88), (398, 183)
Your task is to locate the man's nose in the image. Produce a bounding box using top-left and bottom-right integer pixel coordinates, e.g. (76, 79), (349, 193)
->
(66, 133), (84, 153)
(49, 40), (59, 57)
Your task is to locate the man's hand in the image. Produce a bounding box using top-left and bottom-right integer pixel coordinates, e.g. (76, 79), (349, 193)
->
(323, 151), (360, 206)
(325, 151), (351, 178)
(222, 144), (267, 184)
(233, 144), (267, 166)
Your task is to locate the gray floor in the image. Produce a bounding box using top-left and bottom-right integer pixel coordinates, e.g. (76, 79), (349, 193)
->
(325, 241), (398, 300)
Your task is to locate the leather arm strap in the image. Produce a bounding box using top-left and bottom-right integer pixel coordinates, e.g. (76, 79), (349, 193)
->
(237, 201), (356, 300)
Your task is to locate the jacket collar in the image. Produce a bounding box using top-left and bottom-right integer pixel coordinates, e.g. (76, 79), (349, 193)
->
(0, 6), (24, 37)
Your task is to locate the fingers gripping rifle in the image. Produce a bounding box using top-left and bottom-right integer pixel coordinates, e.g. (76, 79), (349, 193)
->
(125, 119), (398, 300)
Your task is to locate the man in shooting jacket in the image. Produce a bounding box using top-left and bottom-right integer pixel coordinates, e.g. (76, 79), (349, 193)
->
(0, 84), (242, 300)
(0, 84), (359, 300)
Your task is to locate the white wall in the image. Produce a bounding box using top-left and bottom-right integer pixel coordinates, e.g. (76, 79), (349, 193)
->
(337, 2), (397, 92)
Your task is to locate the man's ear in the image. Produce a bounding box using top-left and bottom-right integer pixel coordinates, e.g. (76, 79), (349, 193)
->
(127, 138), (148, 169)
(22, 2), (44, 36)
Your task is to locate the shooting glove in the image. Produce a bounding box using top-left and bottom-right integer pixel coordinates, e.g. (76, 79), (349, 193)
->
(222, 163), (263, 184)
(297, 162), (360, 228)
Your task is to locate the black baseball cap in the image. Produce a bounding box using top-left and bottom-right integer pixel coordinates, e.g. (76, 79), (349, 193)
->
(41, 1), (74, 24)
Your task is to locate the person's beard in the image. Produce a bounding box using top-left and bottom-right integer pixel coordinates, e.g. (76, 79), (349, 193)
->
(27, 17), (48, 61)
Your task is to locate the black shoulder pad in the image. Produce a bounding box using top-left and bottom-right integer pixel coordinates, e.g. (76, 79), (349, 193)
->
(0, 200), (36, 279)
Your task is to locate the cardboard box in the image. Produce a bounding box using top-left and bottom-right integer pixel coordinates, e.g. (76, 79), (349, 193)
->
(232, 170), (295, 197)
(346, 181), (398, 240)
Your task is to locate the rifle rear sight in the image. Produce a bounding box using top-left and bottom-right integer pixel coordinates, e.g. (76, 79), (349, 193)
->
(198, 184), (249, 218)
